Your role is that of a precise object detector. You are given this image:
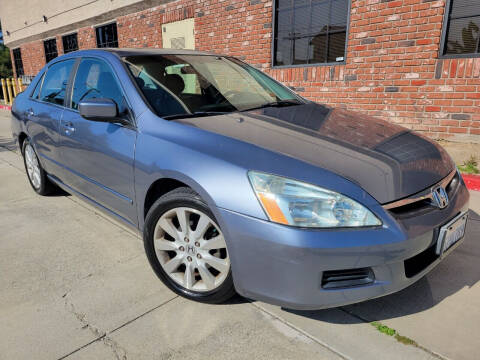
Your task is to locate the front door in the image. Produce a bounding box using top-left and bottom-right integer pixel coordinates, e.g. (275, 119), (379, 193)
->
(58, 57), (137, 226)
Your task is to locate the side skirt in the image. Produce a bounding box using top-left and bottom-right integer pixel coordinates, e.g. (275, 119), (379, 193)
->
(47, 174), (141, 235)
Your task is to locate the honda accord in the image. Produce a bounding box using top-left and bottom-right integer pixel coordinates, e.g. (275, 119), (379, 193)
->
(11, 49), (469, 309)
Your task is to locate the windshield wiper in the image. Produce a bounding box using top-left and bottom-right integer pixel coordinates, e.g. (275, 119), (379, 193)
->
(241, 100), (303, 112)
(163, 112), (228, 120)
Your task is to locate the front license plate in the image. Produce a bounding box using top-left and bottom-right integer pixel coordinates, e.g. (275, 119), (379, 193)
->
(436, 212), (468, 255)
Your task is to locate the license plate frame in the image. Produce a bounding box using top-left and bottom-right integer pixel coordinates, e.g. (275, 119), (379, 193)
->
(436, 212), (468, 256)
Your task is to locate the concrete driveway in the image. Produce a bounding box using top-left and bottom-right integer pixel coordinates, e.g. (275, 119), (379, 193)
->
(0, 109), (479, 360)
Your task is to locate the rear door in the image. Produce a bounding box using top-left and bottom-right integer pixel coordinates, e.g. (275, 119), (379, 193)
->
(26, 59), (76, 178)
(57, 57), (137, 226)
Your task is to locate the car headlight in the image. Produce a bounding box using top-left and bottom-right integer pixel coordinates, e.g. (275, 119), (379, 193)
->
(248, 171), (381, 228)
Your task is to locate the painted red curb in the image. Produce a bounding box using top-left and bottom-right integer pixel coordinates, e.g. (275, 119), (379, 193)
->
(0, 104), (12, 111)
(462, 174), (480, 192)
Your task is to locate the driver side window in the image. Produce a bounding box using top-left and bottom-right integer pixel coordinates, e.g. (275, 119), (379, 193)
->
(71, 58), (125, 113)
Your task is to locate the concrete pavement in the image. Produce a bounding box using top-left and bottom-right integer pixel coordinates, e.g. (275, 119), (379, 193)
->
(0, 109), (479, 360)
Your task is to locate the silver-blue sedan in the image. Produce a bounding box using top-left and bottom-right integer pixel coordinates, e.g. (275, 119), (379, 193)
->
(11, 49), (469, 309)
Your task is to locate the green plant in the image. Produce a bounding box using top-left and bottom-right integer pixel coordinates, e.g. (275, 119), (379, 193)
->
(458, 155), (479, 174)
(371, 321), (396, 336)
(370, 321), (418, 347)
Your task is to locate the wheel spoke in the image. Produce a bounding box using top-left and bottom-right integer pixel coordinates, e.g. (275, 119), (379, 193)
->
(24, 145), (41, 189)
(154, 206), (230, 293)
(158, 217), (180, 241)
(203, 254), (229, 273)
(193, 214), (211, 240)
(34, 168), (40, 182)
(198, 262), (215, 289)
(176, 208), (189, 236)
(184, 263), (195, 289)
(163, 256), (182, 274)
(25, 147), (32, 163)
(201, 235), (226, 250)
(154, 239), (178, 252)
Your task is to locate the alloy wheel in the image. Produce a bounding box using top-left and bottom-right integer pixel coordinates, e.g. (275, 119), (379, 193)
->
(25, 144), (41, 190)
(153, 207), (230, 292)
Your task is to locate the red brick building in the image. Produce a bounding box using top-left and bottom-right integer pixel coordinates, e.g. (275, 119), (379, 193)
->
(1, 0), (479, 142)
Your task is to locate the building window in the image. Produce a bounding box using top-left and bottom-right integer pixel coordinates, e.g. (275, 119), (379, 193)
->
(44, 38), (58, 63)
(12, 48), (24, 76)
(62, 33), (79, 54)
(442, 0), (480, 56)
(96, 23), (118, 48)
(273, 0), (349, 67)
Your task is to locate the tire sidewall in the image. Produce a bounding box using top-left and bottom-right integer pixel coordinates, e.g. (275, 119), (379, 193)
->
(143, 189), (235, 303)
(22, 139), (48, 195)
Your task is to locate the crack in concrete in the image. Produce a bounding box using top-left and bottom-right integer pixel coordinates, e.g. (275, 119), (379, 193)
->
(338, 307), (448, 360)
(59, 294), (179, 359)
(62, 293), (128, 360)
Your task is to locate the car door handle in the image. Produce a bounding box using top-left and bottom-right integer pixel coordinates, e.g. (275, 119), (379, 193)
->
(61, 121), (76, 135)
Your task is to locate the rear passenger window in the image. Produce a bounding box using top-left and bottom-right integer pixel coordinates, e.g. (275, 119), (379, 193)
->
(40, 60), (74, 105)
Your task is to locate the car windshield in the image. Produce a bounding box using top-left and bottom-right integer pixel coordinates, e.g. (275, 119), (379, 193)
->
(123, 54), (305, 118)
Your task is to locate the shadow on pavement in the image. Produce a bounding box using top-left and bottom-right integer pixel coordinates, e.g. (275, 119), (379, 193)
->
(48, 187), (71, 197)
(0, 135), (70, 197)
(284, 209), (480, 323)
(0, 136), (17, 152)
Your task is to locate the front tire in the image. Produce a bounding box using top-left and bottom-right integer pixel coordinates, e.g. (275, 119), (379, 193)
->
(22, 139), (56, 195)
(144, 187), (236, 304)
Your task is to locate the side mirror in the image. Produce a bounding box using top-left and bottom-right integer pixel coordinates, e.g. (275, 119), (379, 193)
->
(78, 98), (118, 120)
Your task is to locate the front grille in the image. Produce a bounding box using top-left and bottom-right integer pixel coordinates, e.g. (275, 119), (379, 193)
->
(404, 244), (439, 278)
(388, 198), (433, 218)
(321, 268), (374, 289)
(386, 170), (460, 219)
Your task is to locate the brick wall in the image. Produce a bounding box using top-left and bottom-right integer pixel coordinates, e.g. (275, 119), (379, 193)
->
(10, 0), (480, 141)
(266, 0), (480, 140)
(14, 40), (45, 77)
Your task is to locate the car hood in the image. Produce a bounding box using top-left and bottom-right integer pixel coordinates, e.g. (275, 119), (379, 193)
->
(174, 103), (454, 204)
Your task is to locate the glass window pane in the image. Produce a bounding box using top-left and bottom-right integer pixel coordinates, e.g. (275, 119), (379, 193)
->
(273, 0), (349, 66)
(277, 0), (292, 9)
(443, 0), (480, 56)
(277, 8), (292, 34)
(327, 28), (347, 62)
(445, 16), (480, 54)
(331, 0), (349, 26)
(311, 1), (330, 33)
(44, 39), (58, 63)
(450, 0), (480, 19)
(293, 37), (310, 65)
(62, 33), (79, 54)
(310, 34), (327, 63)
(13, 48), (24, 76)
(96, 23), (118, 48)
(274, 36), (293, 66)
(39, 60), (74, 105)
(71, 59), (124, 111)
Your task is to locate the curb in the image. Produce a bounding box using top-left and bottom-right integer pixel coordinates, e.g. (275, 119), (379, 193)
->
(0, 105), (12, 111)
(462, 174), (480, 192)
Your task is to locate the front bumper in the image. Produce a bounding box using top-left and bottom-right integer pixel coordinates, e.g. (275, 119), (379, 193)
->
(217, 181), (470, 310)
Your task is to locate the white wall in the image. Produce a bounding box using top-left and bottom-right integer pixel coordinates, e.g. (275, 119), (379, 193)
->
(0, 0), (144, 46)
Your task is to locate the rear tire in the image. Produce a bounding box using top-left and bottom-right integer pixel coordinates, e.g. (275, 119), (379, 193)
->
(22, 139), (56, 196)
(144, 187), (236, 304)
